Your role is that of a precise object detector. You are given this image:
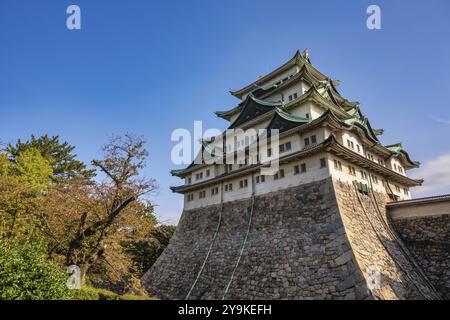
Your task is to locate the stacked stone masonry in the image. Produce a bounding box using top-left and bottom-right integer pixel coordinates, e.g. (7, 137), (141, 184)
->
(142, 178), (443, 300)
(393, 215), (450, 299)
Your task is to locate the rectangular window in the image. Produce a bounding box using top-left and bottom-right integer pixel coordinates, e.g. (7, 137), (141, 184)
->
(306, 113), (310, 119)
(301, 163), (307, 173)
(279, 169), (285, 178)
(294, 165), (300, 175)
(361, 171), (368, 180)
(320, 158), (326, 168)
(371, 175), (378, 184)
(279, 144), (285, 153)
(357, 145), (361, 153)
(347, 140), (355, 150)
(286, 141), (292, 151)
(311, 135), (317, 144)
(304, 138), (310, 146)
(267, 148), (272, 157)
(348, 166), (356, 176)
(334, 160), (342, 171)
(187, 178), (192, 184)
(288, 95), (293, 101)
(206, 170), (210, 177)
(239, 179), (248, 189)
(293, 93), (298, 99)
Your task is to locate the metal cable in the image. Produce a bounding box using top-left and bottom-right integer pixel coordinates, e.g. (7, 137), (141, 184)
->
(185, 182), (224, 300)
(222, 174), (256, 300)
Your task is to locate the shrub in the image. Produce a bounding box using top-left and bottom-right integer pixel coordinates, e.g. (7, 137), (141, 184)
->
(0, 239), (71, 300)
(71, 286), (100, 300)
(96, 288), (119, 300)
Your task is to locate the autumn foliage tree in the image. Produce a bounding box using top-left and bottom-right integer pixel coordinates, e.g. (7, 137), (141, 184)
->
(0, 134), (172, 297)
(39, 134), (158, 286)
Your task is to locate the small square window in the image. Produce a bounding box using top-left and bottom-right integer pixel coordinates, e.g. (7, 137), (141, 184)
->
(304, 138), (310, 146)
(286, 142), (292, 150)
(320, 158), (326, 168)
(334, 160), (342, 170)
(301, 163), (307, 173)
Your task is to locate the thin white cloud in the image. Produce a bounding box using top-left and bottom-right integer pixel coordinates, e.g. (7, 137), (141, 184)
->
(428, 115), (450, 125)
(412, 153), (450, 195)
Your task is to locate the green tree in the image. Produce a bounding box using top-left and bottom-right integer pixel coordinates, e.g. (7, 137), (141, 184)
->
(0, 149), (52, 239)
(0, 153), (11, 176)
(14, 148), (53, 191)
(0, 239), (72, 300)
(6, 134), (95, 181)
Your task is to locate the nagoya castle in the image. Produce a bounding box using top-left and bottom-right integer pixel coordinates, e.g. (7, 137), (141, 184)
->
(143, 50), (449, 300)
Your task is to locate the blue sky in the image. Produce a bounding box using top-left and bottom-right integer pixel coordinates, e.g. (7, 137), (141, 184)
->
(1, 0), (449, 223)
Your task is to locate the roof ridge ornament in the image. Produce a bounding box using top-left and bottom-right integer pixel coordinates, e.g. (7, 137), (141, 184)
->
(303, 49), (312, 64)
(303, 49), (309, 59)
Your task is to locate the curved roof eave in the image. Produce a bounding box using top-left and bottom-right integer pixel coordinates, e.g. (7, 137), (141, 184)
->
(230, 50), (329, 99)
(227, 94), (282, 129)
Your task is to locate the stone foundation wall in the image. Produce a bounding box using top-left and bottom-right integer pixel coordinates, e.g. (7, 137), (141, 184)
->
(142, 178), (440, 300)
(333, 180), (439, 300)
(143, 178), (370, 300)
(392, 215), (450, 299)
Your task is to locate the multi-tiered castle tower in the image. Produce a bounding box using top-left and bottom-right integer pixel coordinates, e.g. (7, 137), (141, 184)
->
(143, 50), (447, 300)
